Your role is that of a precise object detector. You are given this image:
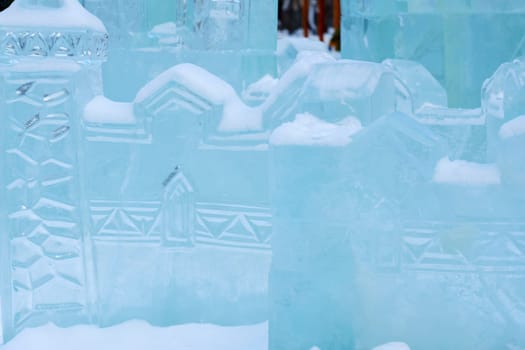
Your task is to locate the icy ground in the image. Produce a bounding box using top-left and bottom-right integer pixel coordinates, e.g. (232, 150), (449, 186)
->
(0, 322), (267, 350)
(0, 321), (411, 350)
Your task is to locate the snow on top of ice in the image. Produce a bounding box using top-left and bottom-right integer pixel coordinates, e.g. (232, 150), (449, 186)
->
(84, 96), (136, 124)
(242, 74), (279, 100)
(150, 22), (178, 36)
(372, 342), (411, 350)
(0, 0), (106, 32)
(149, 21), (186, 45)
(135, 63), (262, 132)
(135, 64), (233, 105)
(261, 51), (335, 111)
(276, 36), (328, 56)
(270, 113), (362, 146)
(499, 115), (525, 139)
(433, 157), (501, 185)
(1, 321), (267, 350)
(220, 98), (262, 132)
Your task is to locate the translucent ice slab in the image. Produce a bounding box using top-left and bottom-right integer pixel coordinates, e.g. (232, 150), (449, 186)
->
(82, 0), (278, 101)
(385, 59), (486, 162)
(0, 0), (272, 343)
(482, 56), (525, 161)
(83, 63), (271, 327)
(0, 0), (107, 342)
(268, 111), (525, 350)
(264, 57), (396, 129)
(341, 0), (525, 107)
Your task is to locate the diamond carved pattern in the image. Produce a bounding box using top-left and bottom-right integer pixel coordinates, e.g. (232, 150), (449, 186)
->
(3, 76), (87, 334)
(0, 31), (108, 59)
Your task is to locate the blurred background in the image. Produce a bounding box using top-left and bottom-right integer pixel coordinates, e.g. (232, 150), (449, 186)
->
(279, 0), (340, 50)
(0, 0), (341, 49)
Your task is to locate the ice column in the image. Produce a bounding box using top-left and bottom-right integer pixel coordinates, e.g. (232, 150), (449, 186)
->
(0, 0), (107, 343)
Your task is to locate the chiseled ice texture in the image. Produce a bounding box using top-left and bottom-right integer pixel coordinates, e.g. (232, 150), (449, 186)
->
(386, 59), (486, 162)
(0, 0), (274, 343)
(82, 0), (278, 101)
(263, 58), (396, 129)
(483, 57), (525, 186)
(341, 0), (525, 107)
(383, 58), (448, 113)
(482, 56), (525, 161)
(269, 112), (446, 350)
(83, 63), (271, 328)
(269, 110), (525, 350)
(0, 0), (107, 344)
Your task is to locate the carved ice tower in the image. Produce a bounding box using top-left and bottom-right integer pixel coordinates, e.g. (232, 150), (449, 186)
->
(0, 0), (107, 343)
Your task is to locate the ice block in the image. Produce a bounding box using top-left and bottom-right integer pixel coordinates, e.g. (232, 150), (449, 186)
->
(341, 0), (525, 107)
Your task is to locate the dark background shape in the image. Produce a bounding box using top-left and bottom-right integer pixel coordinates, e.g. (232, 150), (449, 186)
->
(0, 0), (14, 11)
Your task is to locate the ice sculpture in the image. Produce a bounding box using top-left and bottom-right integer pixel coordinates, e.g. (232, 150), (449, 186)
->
(267, 45), (525, 350)
(268, 112), (446, 350)
(0, 0), (276, 343)
(1, 0), (525, 348)
(0, 0), (107, 342)
(341, 0), (525, 107)
(263, 57), (396, 129)
(84, 63), (271, 327)
(269, 108), (525, 350)
(385, 59), (486, 162)
(82, 0), (278, 101)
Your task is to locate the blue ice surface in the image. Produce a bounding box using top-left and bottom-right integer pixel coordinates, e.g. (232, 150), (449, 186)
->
(0, 0), (525, 349)
(341, 0), (525, 108)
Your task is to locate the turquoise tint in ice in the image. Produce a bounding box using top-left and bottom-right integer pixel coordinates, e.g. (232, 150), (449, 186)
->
(386, 59), (486, 162)
(263, 57), (396, 129)
(83, 64), (271, 327)
(269, 112), (447, 350)
(269, 111), (525, 350)
(82, 0), (278, 101)
(0, 0), (272, 343)
(341, 0), (525, 107)
(267, 50), (525, 350)
(2, 0), (525, 348)
(0, 0), (107, 342)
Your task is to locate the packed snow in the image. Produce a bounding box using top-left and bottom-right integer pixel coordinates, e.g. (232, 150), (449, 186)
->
(0, 0), (106, 32)
(433, 157), (501, 185)
(0, 322), (267, 350)
(242, 75), (279, 101)
(261, 52), (335, 111)
(270, 112), (362, 146)
(499, 115), (525, 139)
(0, 322), (410, 350)
(135, 63), (262, 132)
(372, 342), (411, 350)
(276, 37), (328, 57)
(84, 96), (136, 124)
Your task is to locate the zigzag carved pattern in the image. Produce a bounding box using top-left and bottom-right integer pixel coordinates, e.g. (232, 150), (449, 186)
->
(195, 203), (272, 250)
(0, 31), (108, 59)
